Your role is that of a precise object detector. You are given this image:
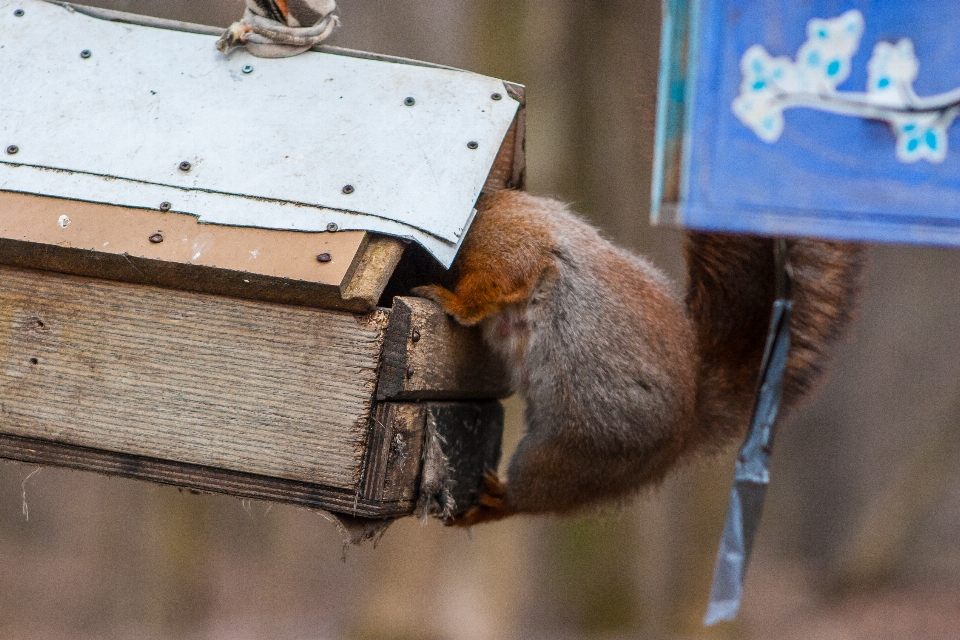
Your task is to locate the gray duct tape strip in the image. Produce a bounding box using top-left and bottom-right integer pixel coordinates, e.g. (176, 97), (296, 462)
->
(704, 239), (793, 626)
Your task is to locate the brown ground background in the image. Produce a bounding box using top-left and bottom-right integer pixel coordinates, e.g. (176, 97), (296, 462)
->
(2, 1), (960, 638)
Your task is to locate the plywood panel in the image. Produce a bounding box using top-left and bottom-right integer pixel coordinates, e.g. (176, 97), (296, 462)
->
(0, 191), (365, 284)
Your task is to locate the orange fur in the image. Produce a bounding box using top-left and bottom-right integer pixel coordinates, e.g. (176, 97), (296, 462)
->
(415, 190), (559, 325)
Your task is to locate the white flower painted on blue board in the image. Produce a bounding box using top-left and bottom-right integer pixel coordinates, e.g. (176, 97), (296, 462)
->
(796, 10), (864, 92)
(731, 46), (792, 141)
(733, 10), (960, 163)
(867, 39), (919, 105)
(896, 119), (948, 163)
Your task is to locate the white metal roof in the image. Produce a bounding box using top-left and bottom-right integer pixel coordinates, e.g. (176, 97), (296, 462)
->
(0, 0), (521, 266)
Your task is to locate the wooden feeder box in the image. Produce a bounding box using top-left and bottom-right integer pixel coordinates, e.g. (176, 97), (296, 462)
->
(0, 1), (524, 521)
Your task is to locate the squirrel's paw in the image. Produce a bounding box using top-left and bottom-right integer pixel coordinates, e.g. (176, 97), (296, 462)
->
(411, 284), (461, 317)
(411, 284), (452, 306)
(412, 284), (484, 326)
(445, 472), (514, 527)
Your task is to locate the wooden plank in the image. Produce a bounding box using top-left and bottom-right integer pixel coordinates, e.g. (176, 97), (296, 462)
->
(339, 234), (408, 311)
(0, 432), (410, 518)
(0, 265), (388, 490)
(0, 400), (505, 519)
(0, 191), (382, 312)
(417, 401), (505, 518)
(376, 297), (512, 401)
(361, 401), (504, 517)
(361, 403), (427, 503)
(0, 191), (363, 285)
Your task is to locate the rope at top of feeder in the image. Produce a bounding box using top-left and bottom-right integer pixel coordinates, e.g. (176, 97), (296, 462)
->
(217, 0), (340, 58)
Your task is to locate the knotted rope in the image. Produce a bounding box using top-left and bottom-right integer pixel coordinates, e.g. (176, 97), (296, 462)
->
(217, 0), (340, 58)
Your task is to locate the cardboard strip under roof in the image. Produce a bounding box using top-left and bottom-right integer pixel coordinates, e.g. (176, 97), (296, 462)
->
(0, 0), (521, 267)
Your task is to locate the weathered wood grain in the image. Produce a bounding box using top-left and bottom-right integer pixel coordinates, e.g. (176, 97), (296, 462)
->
(340, 234), (407, 310)
(0, 399), (505, 519)
(362, 401), (505, 517)
(417, 401), (505, 518)
(376, 297), (512, 401)
(0, 431), (410, 518)
(361, 403), (427, 503)
(0, 265), (388, 490)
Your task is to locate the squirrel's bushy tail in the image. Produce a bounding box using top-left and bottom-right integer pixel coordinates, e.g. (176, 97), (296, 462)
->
(685, 232), (866, 451)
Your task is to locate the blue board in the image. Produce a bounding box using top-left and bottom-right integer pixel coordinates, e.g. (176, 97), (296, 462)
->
(653, 0), (960, 246)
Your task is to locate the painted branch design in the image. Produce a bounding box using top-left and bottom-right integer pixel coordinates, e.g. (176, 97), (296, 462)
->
(733, 10), (960, 163)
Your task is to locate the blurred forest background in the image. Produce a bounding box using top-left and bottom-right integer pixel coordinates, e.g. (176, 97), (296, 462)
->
(3, 1), (960, 638)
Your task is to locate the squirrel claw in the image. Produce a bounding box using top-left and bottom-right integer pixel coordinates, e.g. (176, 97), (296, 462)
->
(411, 284), (497, 327)
(411, 284), (447, 303)
(411, 285), (462, 319)
(445, 472), (513, 527)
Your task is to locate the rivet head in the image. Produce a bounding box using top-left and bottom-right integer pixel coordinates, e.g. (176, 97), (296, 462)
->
(467, 141), (479, 150)
(178, 161), (192, 172)
(148, 232), (164, 244)
(242, 64), (254, 74)
(491, 92), (503, 101)
(14, 9), (24, 17)
(341, 184), (355, 195)
(405, 367), (415, 379)
(5, 145), (18, 155)
(326, 222), (339, 232)
(80, 49), (92, 59)
(411, 329), (421, 343)
(404, 97), (416, 106)
(316, 252), (332, 263)
(159, 201), (172, 212)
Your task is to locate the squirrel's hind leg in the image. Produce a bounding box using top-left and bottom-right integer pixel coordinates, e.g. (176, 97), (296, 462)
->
(446, 473), (515, 527)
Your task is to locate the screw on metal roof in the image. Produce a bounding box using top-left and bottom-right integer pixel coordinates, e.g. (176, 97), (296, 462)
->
(341, 184), (355, 194)
(242, 64), (254, 74)
(148, 233), (164, 244)
(159, 201), (172, 212)
(179, 161), (192, 172)
(80, 49), (92, 59)
(404, 97), (416, 106)
(491, 93), (503, 101)
(5, 145), (19, 155)
(316, 253), (332, 263)
(467, 141), (479, 149)
(326, 222), (339, 232)
(13, 9), (24, 17)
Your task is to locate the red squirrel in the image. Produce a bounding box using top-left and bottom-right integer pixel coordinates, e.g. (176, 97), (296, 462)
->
(414, 189), (865, 526)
